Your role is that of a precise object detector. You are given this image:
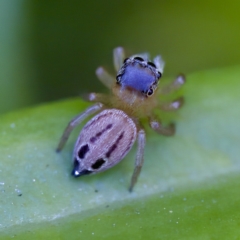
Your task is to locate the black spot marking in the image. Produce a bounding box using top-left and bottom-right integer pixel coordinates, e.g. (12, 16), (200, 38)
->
(92, 158), (106, 169)
(90, 137), (97, 143)
(106, 132), (124, 158)
(106, 144), (117, 158)
(106, 124), (112, 130)
(134, 56), (144, 62)
(90, 124), (113, 143)
(158, 71), (162, 78)
(123, 58), (129, 63)
(96, 132), (103, 137)
(78, 144), (89, 159)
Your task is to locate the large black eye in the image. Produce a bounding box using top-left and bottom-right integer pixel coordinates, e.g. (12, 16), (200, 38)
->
(147, 88), (154, 96)
(147, 61), (156, 68)
(158, 71), (162, 78)
(134, 56), (144, 62)
(116, 73), (123, 79)
(116, 73), (122, 81)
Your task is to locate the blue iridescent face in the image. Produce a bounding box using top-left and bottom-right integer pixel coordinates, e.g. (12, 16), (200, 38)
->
(116, 57), (162, 97)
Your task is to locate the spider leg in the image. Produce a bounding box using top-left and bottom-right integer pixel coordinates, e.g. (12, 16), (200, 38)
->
(159, 96), (184, 111)
(129, 129), (146, 192)
(113, 47), (126, 72)
(159, 74), (186, 95)
(95, 67), (115, 89)
(150, 118), (175, 136)
(153, 55), (165, 74)
(88, 92), (109, 103)
(56, 103), (103, 152)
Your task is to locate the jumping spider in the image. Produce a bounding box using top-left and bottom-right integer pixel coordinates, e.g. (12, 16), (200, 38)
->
(56, 47), (185, 191)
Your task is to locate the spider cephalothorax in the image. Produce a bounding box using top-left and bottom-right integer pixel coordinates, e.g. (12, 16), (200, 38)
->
(57, 47), (185, 191)
(116, 55), (163, 97)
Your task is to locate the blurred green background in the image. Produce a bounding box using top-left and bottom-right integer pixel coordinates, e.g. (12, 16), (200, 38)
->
(1, 0), (240, 114)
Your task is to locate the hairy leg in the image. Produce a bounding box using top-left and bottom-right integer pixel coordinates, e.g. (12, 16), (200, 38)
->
(95, 67), (115, 89)
(153, 55), (165, 74)
(150, 118), (175, 136)
(113, 47), (125, 72)
(159, 96), (184, 111)
(159, 74), (186, 95)
(129, 129), (146, 192)
(56, 103), (103, 152)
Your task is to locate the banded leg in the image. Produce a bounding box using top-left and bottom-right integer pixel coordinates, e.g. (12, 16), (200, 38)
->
(95, 67), (115, 89)
(56, 103), (103, 152)
(113, 47), (125, 72)
(129, 129), (146, 192)
(150, 118), (175, 136)
(159, 96), (184, 111)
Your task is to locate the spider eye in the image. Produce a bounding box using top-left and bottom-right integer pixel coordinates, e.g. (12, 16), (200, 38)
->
(147, 88), (154, 96)
(147, 61), (156, 68)
(134, 56), (144, 62)
(116, 73), (122, 82)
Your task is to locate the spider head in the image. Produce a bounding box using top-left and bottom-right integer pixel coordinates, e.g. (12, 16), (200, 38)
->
(116, 56), (163, 97)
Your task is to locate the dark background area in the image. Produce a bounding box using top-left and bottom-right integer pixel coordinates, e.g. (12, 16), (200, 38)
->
(1, 0), (240, 114)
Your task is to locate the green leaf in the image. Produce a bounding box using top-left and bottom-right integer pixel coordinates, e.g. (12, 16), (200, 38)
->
(0, 65), (240, 239)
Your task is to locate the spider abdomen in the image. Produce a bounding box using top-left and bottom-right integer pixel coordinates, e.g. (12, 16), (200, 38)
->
(72, 109), (137, 176)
